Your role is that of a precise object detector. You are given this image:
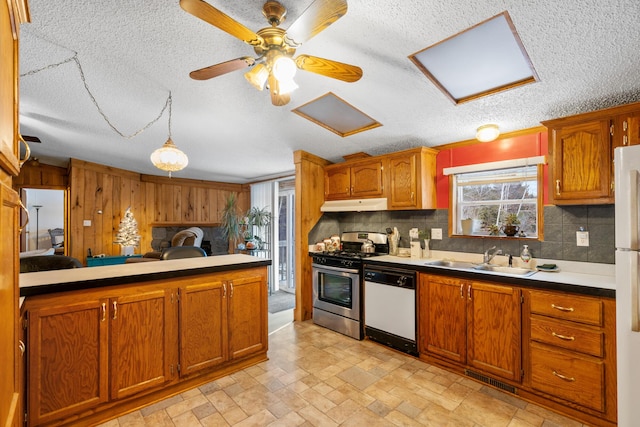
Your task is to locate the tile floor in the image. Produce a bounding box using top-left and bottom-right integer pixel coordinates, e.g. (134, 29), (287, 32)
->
(98, 321), (587, 427)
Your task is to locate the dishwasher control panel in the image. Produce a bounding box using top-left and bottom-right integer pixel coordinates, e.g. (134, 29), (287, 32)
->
(363, 268), (415, 289)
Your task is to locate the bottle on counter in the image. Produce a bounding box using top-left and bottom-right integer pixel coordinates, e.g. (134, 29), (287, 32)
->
(521, 244), (531, 264)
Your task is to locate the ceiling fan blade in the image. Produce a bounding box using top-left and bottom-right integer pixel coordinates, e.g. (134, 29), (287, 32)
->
(180, 0), (264, 46)
(284, 0), (347, 47)
(21, 135), (42, 143)
(268, 74), (291, 106)
(189, 57), (255, 80)
(295, 54), (362, 82)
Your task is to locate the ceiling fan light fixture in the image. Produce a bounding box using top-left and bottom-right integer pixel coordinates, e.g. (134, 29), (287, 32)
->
(476, 124), (500, 142)
(245, 63), (269, 90)
(276, 77), (299, 95)
(272, 55), (297, 81)
(151, 138), (189, 177)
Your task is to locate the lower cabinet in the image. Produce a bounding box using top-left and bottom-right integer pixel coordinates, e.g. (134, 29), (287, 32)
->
(23, 266), (267, 426)
(418, 274), (522, 382)
(179, 269), (267, 377)
(417, 272), (616, 427)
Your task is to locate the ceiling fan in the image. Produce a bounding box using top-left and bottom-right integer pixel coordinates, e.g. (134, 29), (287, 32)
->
(179, 0), (363, 106)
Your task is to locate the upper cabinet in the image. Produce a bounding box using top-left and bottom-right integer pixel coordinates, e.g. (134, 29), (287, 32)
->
(543, 100), (640, 205)
(324, 157), (384, 200)
(323, 147), (437, 210)
(0, 0), (30, 177)
(387, 148), (437, 210)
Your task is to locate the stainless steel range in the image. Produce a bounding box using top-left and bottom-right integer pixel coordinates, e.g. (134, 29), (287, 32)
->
(311, 231), (389, 340)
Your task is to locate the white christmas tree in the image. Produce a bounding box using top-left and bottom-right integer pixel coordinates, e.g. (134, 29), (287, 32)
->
(114, 207), (141, 249)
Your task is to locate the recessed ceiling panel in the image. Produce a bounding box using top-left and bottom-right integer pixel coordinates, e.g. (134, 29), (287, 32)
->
(409, 11), (538, 104)
(292, 92), (382, 137)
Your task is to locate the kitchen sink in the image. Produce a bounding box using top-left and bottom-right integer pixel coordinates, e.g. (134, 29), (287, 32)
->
(472, 264), (537, 277)
(424, 260), (479, 269)
(425, 260), (537, 277)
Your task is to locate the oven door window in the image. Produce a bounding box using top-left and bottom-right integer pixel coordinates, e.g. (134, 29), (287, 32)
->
(318, 272), (353, 308)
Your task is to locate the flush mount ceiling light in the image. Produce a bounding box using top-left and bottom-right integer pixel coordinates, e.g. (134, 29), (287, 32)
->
(180, 0), (363, 106)
(150, 93), (188, 177)
(476, 124), (500, 142)
(409, 11), (538, 104)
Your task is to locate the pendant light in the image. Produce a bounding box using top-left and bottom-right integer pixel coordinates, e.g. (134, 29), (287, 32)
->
(150, 92), (188, 177)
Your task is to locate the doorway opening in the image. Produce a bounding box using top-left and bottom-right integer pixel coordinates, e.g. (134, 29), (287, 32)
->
(20, 188), (65, 253)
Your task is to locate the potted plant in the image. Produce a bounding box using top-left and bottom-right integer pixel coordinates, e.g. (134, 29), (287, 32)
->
(460, 218), (481, 235)
(220, 192), (244, 249)
(245, 206), (271, 249)
(502, 213), (521, 236)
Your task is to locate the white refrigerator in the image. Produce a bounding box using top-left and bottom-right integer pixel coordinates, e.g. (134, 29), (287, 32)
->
(615, 144), (640, 426)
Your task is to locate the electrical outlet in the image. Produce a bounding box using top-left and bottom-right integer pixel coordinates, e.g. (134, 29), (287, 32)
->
(431, 228), (443, 240)
(577, 231), (589, 246)
(83, 220), (91, 227)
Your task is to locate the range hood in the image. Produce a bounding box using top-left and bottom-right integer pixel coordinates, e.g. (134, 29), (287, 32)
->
(320, 197), (388, 212)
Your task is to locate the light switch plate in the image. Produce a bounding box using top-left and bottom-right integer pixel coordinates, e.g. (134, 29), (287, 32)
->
(577, 231), (589, 246)
(431, 228), (443, 240)
(83, 220), (91, 227)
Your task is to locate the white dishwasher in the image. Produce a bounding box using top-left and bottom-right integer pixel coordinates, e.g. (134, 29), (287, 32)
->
(363, 266), (417, 355)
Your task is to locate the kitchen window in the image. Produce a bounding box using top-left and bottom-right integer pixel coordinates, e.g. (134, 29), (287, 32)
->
(445, 157), (544, 238)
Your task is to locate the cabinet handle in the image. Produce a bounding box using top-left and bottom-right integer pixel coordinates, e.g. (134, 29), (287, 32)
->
(112, 301), (118, 320)
(411, 191), (414, 201)
(468, 284), (472, 301)
(460, 284), (464, 299)
(18, 134), (31, 167)
(623, 135), (628, 146)
(555, 179), (561, 196)
(223, 283), (227, 298)
(101, 303), (106, 322)
(551, 303), (574, 313)
(230, 282), (234, 298)
(18, 340), (25, 356)
(552, 371), (576, 382)
(18, 201), (29, 233)
(551, 331), (575, 341)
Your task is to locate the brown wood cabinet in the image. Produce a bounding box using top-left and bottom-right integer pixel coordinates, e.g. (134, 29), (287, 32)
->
(179, 268), (267, 377)
(324, 158), (384, 200)
(1, 2), (29, 426)
(387, 148), (437, 210)
(26, 285), (178, 426)
(22, 266), (267, 426)
(418, 274), (522, 382)
(523, 289), (617, 424)
(543, 100), (640, 205)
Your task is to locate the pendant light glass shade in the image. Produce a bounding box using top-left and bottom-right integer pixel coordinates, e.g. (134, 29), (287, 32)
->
(245, 63), (269, 91)
(150, 138), (188, 177)
(272, 56), (297, 81)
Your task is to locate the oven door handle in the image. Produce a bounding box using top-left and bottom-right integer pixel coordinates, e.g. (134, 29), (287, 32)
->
(312, 263), (359, 275)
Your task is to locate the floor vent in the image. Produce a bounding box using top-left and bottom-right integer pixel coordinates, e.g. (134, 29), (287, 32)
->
(464, 369), (517, 394)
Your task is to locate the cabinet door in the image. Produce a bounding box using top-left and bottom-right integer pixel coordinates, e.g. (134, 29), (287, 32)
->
(325, 166), (351, 200)
(110, 289), (177, 400)
(350, 160), (384, 198)
(550, 119), (612, 203)
(613, 111), (640, 149)
(27, 299), (109, 426)
(227, 271), (267, 360)
(0, 181), (19, 427)
(180, 279), (228, 376)
(419, 274), (467, 363)
(388, 153), (418, 208)
(0, 0), (20, 176)
(467, 282), (522, 382)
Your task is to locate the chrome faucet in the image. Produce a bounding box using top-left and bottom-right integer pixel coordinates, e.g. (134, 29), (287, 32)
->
(483, 246), (502, 264)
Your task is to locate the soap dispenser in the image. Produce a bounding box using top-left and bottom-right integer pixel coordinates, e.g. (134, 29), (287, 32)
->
(520, 245), (531, 264)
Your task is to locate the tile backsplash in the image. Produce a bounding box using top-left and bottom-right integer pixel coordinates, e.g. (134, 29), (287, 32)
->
(309, 205), (615, 264)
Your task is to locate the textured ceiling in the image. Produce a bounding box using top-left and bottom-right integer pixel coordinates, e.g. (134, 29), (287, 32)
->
(18, 0), (640, 183)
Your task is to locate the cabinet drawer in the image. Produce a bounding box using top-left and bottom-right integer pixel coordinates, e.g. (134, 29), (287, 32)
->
(530, 291), (602, 326)
(530, 343), (604, 412)
(530, 316), (603, 357)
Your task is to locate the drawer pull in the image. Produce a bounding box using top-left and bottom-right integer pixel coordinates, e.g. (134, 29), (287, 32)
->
(552, 371), (576, 382)
(551, 331), (575, 341)
(551, 303), (574, 313)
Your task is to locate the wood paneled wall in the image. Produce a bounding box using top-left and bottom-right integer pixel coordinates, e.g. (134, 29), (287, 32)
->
(13, 158), (68, 189)
(294, 150), (330, 322)
(66, 159), (248, 264)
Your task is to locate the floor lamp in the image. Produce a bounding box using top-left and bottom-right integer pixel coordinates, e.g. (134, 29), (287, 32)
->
(33, 204), (42, 250)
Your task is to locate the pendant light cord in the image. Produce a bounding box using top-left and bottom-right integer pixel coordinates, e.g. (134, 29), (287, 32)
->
(22, 53), (171, 140)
